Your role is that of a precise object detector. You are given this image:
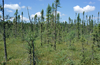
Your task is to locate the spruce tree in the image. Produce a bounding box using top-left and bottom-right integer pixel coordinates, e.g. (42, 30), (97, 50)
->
(2, 0), (7, 62)
(40, 9), (44, 46)
(14, 9), (18, 38)
(21, 12), (24, 40)
(77, 14), (81, 40)
(54, 0), (60, 50)
(46, 4), (51, 45)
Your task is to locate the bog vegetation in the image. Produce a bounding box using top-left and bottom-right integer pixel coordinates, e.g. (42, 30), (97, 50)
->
(0, 0), (100, 65)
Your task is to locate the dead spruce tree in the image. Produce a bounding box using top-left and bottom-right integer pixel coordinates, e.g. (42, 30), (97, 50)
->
(27, 7), (36, 65)
(0, 0), (8, 62)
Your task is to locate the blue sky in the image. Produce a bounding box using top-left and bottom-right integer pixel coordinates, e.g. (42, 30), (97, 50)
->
(0, 0), (100, 23)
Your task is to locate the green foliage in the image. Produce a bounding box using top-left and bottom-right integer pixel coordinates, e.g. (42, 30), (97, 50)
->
(80, 35), (86, 42)
(25, 31), (36, 42)
(68, 45), (76, 51)
(66, 30), (75, 40)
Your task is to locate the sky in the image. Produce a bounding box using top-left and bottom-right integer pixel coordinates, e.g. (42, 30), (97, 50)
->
(0, 0), (100, 23)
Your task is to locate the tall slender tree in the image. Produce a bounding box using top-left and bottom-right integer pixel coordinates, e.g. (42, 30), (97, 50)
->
(34, 15), (37, 32)
(81, 11), (85, 64)
(2, 0), (7, 62)
(77, 14), (81, 39)
(82, 11), (85, 34)
(86, 15), (88, 34)
(14, 9), (18, 38)
(54, 0), (60, 50)
(21, 12), (24, 40)
(40, 9), (44, 46)
(27, 7), (36, 65)
(98, 12), (99, 24)
(68, 17), (71, 32)
(46, 4), (51, 44)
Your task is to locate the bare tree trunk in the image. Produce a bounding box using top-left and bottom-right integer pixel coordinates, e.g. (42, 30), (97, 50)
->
(32, 41), (36, 65)
(29, 47), (32, 65)
(21, 12), (24, 40)
(15, 14), (17, 38)
(3, 0), (7, 62)
(54, 3), (57, 50)
(27, 41), (32, 65)
(27, 7), (35, 65)
(41, 23), (42, 46)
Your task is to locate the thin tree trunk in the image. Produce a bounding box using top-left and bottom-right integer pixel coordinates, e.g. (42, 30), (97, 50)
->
(3, 0), (7, 62)
(21, 12), (24, 40)
(41, 23), (42, 46)
(29, 47), (32, 65)
(27, 41), (32, 65)
(54, 3), (57, 50)
(15, 14), (17, 38)
(32, 41), (36, 65)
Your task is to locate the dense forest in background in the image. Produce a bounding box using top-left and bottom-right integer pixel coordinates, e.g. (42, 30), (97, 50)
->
(0, 0), (100, 65)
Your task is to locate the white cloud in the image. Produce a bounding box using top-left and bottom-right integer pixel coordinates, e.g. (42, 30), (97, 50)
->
(6, 9), (13, 12)
(9, 17), (14, 21)
(57, 11), (65, 16)
(20, 15), (29, 21)
(73, 5), (95, 13)
(30, 11), (65, 19)
(4, 4), (21, 10)
(21, 6), (25, 8)
(9, 16), (29, 21)
(63, 20), (66, 22)
(89, 1), (95, 4)
(57, 11), (61, 16)
(31, 12), (41, 18)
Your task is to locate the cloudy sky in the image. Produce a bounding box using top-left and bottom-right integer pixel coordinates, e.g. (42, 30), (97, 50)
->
(0, 0), (100, 23)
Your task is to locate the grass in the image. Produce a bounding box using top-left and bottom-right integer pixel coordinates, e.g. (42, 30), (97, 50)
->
(0, 37), (100, 65)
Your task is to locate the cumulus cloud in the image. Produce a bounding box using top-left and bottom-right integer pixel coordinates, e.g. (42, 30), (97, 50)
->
(52, 11), (65, 17)
(31, 12), (41, 18)
(31, 11), (65, 19)
(21, 6), (25, 8)
(73, 5), (95, 13)
(4, 4), (21, 10)
(20, 15), (29, 21)
(6, 9), (13, 12)
(9, 16), (29, 21)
